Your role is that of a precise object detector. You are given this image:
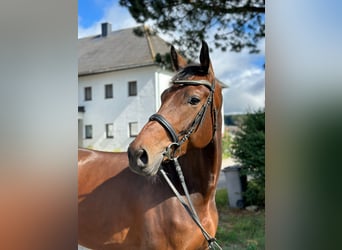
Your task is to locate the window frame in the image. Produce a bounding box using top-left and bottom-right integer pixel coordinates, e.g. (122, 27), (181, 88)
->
(85, 124), (93, 139)
(129, 122), (138, 137)
(84, 86), (92, 101)
(105, 83), (113, 99)
(128, 81), (137, 96)
(105, 123), (114, 138)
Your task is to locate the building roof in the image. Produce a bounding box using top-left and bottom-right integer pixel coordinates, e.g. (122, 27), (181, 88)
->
(78, 23), (228, 88)
(78, 24), (170, 76)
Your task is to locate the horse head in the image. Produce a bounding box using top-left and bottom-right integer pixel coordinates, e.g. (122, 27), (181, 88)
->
(128, 41), (221, 176)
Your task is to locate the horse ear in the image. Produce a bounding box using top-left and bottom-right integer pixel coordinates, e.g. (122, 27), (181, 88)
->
(170, 45), (187, 71)
(200, 40), (210, 72)
(170, 46), (179, 71)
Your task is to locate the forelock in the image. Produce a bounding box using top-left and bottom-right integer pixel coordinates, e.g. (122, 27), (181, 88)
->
(171, 64), (209, 82)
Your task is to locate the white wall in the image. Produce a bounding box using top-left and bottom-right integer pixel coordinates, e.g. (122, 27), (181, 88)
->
(78, 66), (172, 151)
(154, 70), (173, 110)
(78, 66), (225, 151)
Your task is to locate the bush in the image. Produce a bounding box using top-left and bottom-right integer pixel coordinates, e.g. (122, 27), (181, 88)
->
(244, 180), (265, 207)
(222, 131), (231, 159)
(230, 109), (265, 206)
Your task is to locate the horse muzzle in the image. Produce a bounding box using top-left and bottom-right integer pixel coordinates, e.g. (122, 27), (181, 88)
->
(127, 146), (163, 176)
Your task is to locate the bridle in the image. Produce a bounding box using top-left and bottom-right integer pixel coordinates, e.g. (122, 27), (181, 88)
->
(149, 79), (217, 158)
(148, 79), (222, 249)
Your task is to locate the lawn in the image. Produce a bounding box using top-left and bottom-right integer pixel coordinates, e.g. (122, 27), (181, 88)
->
(215, 189), (265, 250)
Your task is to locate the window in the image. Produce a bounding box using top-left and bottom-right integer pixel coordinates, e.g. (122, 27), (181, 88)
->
(106, 123), (114, 138)
(128, 81), (137, 96)
(129, 122), (138, 137)
(105, 84), (113, 99)
(84, 87), (92, 101)
(85, 125), (92, 139)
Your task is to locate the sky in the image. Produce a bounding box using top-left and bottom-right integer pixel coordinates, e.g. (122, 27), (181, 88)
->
(78, 0), (265, 115)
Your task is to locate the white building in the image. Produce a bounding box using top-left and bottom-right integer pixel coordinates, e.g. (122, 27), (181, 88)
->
(78, 23), (226, 151)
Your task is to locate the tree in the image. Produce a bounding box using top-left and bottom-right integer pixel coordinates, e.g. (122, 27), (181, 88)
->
(230, 109), (265, 206)
(119, 0), (265, 58)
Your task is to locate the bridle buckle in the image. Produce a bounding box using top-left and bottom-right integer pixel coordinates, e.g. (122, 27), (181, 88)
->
(163, 142), (180, 160)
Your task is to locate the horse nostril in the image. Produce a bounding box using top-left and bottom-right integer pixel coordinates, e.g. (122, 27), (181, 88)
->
(137, 149), (148, 166)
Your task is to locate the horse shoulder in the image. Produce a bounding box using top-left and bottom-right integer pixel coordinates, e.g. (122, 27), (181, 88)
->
(78, 149), (128, 200)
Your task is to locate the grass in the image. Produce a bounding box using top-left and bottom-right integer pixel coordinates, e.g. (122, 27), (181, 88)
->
(215, 189), (265, 250)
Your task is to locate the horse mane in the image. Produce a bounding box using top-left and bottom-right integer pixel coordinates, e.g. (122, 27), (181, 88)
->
(171, 64), (209, 82)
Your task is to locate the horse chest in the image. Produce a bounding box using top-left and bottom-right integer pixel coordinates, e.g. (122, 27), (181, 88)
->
(136, 195), (212, 250)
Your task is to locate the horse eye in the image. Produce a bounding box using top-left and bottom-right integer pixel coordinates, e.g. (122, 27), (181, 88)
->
(188, 96), (201, 105)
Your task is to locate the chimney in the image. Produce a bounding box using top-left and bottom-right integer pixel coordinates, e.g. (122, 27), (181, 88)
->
(101, 22), (112, 37)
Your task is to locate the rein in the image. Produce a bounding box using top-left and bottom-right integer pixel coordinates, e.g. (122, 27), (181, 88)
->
(150, 79), (222, 250)
(160, 159), (222, 250)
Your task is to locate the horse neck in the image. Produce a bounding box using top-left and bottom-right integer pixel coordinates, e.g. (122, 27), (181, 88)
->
(180, 131), (222, 202)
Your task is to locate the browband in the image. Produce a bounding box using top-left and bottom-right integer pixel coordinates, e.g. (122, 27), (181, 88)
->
(172, 80), (214, 91)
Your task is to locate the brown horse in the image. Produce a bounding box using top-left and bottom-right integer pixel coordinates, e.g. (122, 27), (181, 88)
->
(78, 41), (222, 250)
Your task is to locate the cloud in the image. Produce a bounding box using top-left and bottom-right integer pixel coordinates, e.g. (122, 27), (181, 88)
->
(210, 39), (265, 115)
(78, 3), (265, 115)
(78, 2), (138, 38)
(221, 67), (265, 114)
(158, 31), (265, 115)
